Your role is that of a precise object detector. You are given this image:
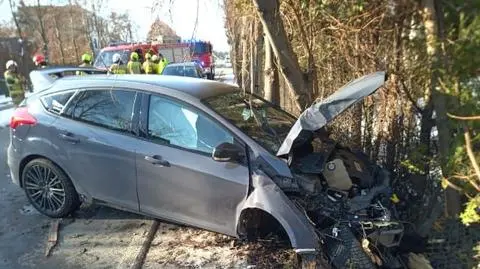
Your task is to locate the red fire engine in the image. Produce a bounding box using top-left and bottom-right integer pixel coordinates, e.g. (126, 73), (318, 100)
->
(93, 39), (215, 79)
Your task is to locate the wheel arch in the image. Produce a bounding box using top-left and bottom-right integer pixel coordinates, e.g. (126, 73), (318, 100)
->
(236, 171), (319, 253)
(236, 207), (291, 246)
(18, 154), (85, 198)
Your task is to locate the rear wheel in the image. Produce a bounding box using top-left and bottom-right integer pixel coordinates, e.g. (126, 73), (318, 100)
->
(22, 158), (79, 218)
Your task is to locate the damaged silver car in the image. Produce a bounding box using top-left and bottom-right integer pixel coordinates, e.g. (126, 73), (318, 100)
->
(8, 69), (405, 268)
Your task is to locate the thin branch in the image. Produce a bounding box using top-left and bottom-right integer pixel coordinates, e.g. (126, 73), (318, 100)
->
(464, 127), (480, 190)
(443, 177), (466, 193)
(400, 80), (423, 113)
(447, 113), (480, 121)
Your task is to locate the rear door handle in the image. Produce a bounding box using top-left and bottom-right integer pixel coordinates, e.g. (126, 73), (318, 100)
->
(59, 132), (80, 143)
(144, 155), (170, 167)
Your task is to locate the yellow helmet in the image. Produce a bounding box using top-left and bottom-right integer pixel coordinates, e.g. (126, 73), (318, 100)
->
(130, 52), (139, 61)
(81, 53), (92, 63)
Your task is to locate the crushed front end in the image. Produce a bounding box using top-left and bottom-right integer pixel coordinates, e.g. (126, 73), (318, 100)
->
(272, 130), (407, 268)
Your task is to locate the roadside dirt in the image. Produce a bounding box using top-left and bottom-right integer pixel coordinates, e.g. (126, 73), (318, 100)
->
(144, 222), (297, 268)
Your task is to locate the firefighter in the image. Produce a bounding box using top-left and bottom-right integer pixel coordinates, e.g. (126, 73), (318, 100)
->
(151, 55), (160, 74)
(158, 53), (169, 74)
(76, 53), (92, 76)
(142, 53), (155, 74)
(109, 53), (127, 74)
(32, 54), (47, 69)
(4, 60), (26, 106)
(127, 52), (141, 74)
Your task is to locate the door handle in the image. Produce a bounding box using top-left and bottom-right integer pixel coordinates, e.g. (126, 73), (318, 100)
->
(59, 132), (80, 143)
(144, 155), (170, 167)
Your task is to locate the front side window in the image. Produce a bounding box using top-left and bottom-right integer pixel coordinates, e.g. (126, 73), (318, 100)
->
(148, 95), (234, 154)
(204, 92), (296, 154)
(65, 89), (136, 133)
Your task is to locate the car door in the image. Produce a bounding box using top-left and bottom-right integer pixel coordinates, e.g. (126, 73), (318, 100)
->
(135, 93), (250, 236)
(51, 88), (141, 211)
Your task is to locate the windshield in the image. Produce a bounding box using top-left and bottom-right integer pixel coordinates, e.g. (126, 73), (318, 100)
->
(204, 92), (296, 154)
(162, 65), (200, 78)
(94, 50), (130, 68)
(190, 42), (210, 55)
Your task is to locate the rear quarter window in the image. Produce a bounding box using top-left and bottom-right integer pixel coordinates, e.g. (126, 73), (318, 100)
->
(40, 91), (76, 114)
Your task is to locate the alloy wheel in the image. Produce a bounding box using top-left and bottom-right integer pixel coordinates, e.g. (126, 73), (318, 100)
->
(24, 164), (65, 213)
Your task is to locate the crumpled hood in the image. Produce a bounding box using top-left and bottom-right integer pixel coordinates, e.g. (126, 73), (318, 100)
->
(276, 71), (387, 156)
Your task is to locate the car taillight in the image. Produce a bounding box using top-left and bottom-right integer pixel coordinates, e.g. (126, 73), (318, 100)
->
(10, 107), (37, 129)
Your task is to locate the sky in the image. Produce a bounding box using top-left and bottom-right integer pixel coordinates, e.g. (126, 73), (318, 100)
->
(0, 0), (230, 52)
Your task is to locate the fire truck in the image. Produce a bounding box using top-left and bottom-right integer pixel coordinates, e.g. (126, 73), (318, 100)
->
(93, 39), (215, 79)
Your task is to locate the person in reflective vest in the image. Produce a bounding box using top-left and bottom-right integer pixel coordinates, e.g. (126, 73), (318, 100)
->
(151, 55), (160, 74)
(158, 53), (169, 74)
(127, 52), (141, 74)
(142, 53), (155, 74)
(76, 53), (92, 76)
(109, 53), (127, 74)
(4, 60), (25, 106)
(33, 54), (47, 69)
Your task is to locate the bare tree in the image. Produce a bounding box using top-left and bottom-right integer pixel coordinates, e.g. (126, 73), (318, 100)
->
(52, 10), (66, 64)
(8, 0), (22, 38)
(263, 36), (279, 104)
(253, 0), (309, 113)
(422, 0), (461, 216)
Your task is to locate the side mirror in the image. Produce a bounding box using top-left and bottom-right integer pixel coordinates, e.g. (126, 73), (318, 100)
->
(212, 142), (245, 163)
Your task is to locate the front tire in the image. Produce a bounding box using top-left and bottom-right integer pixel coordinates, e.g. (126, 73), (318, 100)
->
(22, 158), (79, 218)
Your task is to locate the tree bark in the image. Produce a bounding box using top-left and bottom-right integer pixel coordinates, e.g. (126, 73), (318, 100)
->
(253, 0), (310, 113)
(34, 0), (49, 60)
(422, 0), (461, 216)
(241, 18), (250, 92)
(53, 13), (66, 65)
(8, 0), (22, 38)
(264, 36), (279, 104)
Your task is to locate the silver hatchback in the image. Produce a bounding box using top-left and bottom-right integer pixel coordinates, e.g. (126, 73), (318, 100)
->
(9, 68), (406, 268)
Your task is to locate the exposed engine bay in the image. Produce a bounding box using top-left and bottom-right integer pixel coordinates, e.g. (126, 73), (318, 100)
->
(274, 129), (407, 269)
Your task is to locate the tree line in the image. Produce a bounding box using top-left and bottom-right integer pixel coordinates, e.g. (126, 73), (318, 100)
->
(3, 0), (134, 66)
(223, 0), (480, 230)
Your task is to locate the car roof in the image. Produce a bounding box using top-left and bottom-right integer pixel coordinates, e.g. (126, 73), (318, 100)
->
(165, 62), (199, 67)
(55, 75), (238, 100)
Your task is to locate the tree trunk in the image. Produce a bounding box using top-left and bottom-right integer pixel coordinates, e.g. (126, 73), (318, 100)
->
(422, 0), (461, 216)
(253, 0), (310, 113)
(264, 37), (279, 104)
(35, 0), (49, 60)
(241, 18), (250, 92)
(249, 21), (257, 94)
(53, 13), (66, 65)
(8, 0), (22, 38)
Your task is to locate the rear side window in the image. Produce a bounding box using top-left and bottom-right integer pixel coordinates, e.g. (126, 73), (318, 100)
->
(64, 89), (136, 133)
(41, 91), (76, 114)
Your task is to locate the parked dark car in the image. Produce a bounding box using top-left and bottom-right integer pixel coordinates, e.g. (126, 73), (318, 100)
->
(161, 62), (205, 79)
(7, 69), (412, 268)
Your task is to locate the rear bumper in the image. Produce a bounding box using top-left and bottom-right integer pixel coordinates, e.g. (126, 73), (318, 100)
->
(7, 142), (21, 186)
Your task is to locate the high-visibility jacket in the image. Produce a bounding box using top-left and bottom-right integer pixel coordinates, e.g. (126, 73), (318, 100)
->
(127, 61), (141, 74)
(110, 63), (127, 74)
(158, 59), (169, 74)
(4, 70), (25, 105)
(76, 63), (92, 76)
(142, 60), (155, 74)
